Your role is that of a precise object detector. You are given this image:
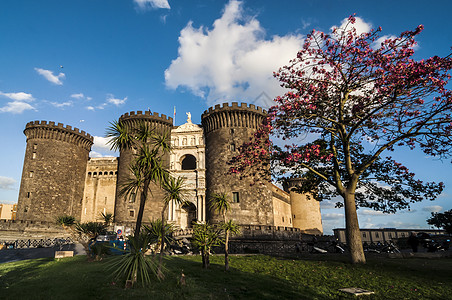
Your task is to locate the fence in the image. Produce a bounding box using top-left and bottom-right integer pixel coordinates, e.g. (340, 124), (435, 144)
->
(1, 237), (74, 249)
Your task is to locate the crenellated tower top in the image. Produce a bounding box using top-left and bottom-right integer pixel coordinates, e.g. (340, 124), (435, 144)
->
(119, 110), (173, 125)
(201, 102), (267, 134)
(24, 121), (94, 151)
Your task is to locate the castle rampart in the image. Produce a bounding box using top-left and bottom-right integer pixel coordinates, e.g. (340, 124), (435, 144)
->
(201, 102), (266, 133)
(202, 102), (273, 226)
(114, 111), (174, 223)
(24, 121), (93, 151)
(17, 121), (93, 222)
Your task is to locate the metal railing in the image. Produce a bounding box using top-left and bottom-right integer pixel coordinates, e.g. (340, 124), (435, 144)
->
(1, 237), (74, 249)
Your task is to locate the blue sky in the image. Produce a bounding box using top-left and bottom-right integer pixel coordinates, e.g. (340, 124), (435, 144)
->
(0, 0), (451, 234)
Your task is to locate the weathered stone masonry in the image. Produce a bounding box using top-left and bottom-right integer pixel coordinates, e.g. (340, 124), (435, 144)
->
(15, 103), (323, 236)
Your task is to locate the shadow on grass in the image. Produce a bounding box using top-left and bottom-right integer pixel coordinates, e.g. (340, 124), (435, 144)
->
(161, 255), (329, 300)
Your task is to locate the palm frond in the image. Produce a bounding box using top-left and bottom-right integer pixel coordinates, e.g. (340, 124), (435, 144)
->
(162, 176), (188, 206)
(106, 120), (135, 152)
(209, 192), (231, 216)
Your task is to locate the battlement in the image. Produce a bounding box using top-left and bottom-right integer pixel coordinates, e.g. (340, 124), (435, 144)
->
(24, 121), (94, 151)
(201, 102), (267, 133)
(119, 110), (173, 125)
(202, 102), (267, 119)
(25, 120), (93, 141)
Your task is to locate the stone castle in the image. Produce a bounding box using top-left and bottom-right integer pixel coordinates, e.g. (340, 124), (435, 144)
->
(16, 102), (323, 235)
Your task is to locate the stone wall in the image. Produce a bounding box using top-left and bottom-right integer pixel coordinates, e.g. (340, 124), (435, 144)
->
(0, 220), (67, 240)
(17, 121), (93, 222)
(81, 157), (118, 222)
(114, 111), (173, 223)
(284, 178), (323, 235)
(202, 102), (273, 225)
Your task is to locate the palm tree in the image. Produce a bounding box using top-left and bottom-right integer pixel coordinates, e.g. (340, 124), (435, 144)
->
(157, 175), (188, 278)
(221, 220), (240, 270)
(143, 219), (175, 252)
(107, 120), (171, 237)
(56, 216), (107, 259)
(108, 232), (158, 287)
(209, 193), (240, 271)
(191, 222), (223, 269)
(100, 212), (114, 226)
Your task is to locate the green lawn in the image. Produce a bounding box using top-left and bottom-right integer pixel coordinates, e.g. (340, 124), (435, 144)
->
(1, 254), (451, 299)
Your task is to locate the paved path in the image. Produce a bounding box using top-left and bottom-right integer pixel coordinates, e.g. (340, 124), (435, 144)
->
(0, 243), (86, 264)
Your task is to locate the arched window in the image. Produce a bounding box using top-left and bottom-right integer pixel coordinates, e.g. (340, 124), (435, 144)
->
(181, 154), (196, 170)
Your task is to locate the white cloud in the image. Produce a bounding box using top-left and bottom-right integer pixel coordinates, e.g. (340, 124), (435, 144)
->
(374, 220), (422, 229)
(331, 16), (372, 36)
(0, 91), (34, 101)
(93, 136), (112, 152)
(0, 176), (16, 190)
(107, 94), (127, 106)
(34, 67), (65, 85)
(322, 212), (344, 220)
(90, 136), (118, 158)
(359, 209), (386, 216)
(165, 0), (303, 108)
(86, 106), (95, 111)
(134, 0), (170, 10)
(71, 93), (84, 99)
(0, 101), (36, 114)
(89, 151), (104, 158)
(71, 93), (92, 101)
(49, 101), (73, 108)
(422, 205), (443, 213)
(320, 200), (338, 209)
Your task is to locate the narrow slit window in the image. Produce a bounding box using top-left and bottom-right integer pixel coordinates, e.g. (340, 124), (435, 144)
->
(232, 192), (239, 203)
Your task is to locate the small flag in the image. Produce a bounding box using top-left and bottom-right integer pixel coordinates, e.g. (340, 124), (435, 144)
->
(173, 106), (176, 125)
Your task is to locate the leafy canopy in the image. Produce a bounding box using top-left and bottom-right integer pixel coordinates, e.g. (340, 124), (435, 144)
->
(232, 15), (452, 213)
(427, 209), (452, 234)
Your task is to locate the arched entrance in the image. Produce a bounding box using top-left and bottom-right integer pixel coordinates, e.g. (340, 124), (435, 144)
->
(181, 154), (196, 170)
(180, 202), (197, 229)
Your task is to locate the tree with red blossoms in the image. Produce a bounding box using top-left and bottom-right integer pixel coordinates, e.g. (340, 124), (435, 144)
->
(231, 15), (452, 264)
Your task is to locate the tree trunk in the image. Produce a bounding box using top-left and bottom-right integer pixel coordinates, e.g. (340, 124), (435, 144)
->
(225, 230), (230, 271)
(344, 191), (366, 264)
(202, 249), (210, 269)
(135, 179), (151, 237)
(157, 204), (168, 279)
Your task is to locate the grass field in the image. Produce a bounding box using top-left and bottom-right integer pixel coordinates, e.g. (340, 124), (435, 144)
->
(1, 254), (451, 299)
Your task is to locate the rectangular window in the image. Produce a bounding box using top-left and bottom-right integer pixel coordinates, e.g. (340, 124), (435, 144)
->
(129, 210), (135, 217)
(33, 144), (37, 150)
(129, 193), (136, 203)
(32, 152), (36, 159)
(282, 216), (285, 223)
(230, 144), (236, 151)
(375, 233), (379, 238)
(232, 192), (239, 203)
(363, 233), (366, 238)
(29, 171), (34, 178)
(27, 192), (32, 198)
(293, 214), (296, 219)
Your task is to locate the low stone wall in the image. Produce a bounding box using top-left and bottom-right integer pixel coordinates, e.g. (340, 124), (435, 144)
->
(0, 219), (66, 240)
(234, 225), (302, 241)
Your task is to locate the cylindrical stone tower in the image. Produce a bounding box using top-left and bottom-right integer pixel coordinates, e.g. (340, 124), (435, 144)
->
(283, 178), (323, 235)
(16, 121), (93, 221)
(202, 102), (273, 225)
(114, 111), (173, 223)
